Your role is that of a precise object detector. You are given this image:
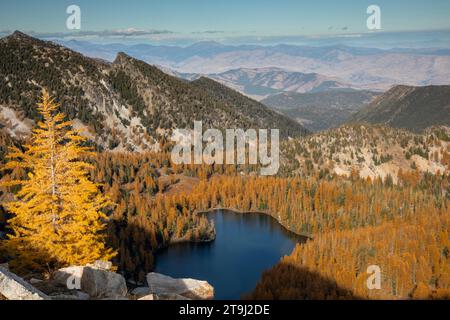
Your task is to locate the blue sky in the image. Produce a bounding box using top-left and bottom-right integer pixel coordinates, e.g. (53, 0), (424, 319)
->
(1, 0), (450, 36)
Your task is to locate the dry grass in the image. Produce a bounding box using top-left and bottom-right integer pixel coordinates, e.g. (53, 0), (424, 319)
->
(159, 175), (200, 196)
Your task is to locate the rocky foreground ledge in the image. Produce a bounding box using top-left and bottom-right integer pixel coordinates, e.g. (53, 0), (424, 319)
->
(0, 262), (214, 300)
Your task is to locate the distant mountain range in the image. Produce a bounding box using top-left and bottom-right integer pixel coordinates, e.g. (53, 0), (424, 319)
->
(202, 68), (360, 101)
(59, 39), (450, 92)
(349, 85), (450, 132)
(262, 91), (380, 132)
(0, 31), (307, 152)
(161, 67), (360, 101)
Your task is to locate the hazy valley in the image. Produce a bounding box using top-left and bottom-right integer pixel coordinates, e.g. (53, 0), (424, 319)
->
(262, 90), (380, 131)
(60, 39), (450, 92)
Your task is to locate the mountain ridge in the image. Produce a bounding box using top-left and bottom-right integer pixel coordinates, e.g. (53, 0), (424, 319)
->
(203, 67), (361, 100)
(0, 31), (308, 152)
(282, 124), (450, 180)
(349, 85), (450, 132)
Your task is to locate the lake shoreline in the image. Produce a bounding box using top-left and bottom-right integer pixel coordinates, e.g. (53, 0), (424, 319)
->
(165, 207), (311, 250)
(154, 209), (305, 299)
(195, 207), (313, 240)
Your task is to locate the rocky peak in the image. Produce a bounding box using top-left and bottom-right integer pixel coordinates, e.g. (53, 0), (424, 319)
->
(3, 30), (43, 45)
(11, 30), (32, 40)
(113, 51), (134, 65)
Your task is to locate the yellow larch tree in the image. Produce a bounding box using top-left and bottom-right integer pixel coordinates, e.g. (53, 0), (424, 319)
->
(1, 91), (116, 271)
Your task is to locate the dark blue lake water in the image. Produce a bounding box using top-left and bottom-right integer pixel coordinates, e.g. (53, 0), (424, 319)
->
(154, 210), (304, 300)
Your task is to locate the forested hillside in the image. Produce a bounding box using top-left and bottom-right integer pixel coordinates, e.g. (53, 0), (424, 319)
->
(349, 85), (450, 132)
(185, 174), (450, 299)
(282, 125), (450, 181)
(0, 31), (307, 153)
(191, 77), (308, 137)
(2, 121), (449, 287)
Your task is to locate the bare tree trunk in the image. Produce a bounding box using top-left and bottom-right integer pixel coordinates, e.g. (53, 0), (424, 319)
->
(50, 126), (57, 228)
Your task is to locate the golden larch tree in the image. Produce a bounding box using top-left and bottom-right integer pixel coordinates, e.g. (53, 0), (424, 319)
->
(1, 91), (116, 270)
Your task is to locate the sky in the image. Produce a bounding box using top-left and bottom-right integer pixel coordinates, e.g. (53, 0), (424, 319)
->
(1, 0), (450, 45)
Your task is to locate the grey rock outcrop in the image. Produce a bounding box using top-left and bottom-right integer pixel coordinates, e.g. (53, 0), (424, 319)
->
(138, 294), (156, 300)
(138, 293), (191, 300)
(146, 273), (214, 300)
(131, 286), (192, 300)
(0, 267), (50, 300)
(52, 262), (127, 299)
(0, 262), (213, 300)
(131, 286), (151, 298)
(87, 260), (112, 271)
(82, 267), (127, 299)
(50, 291), (90, 300)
